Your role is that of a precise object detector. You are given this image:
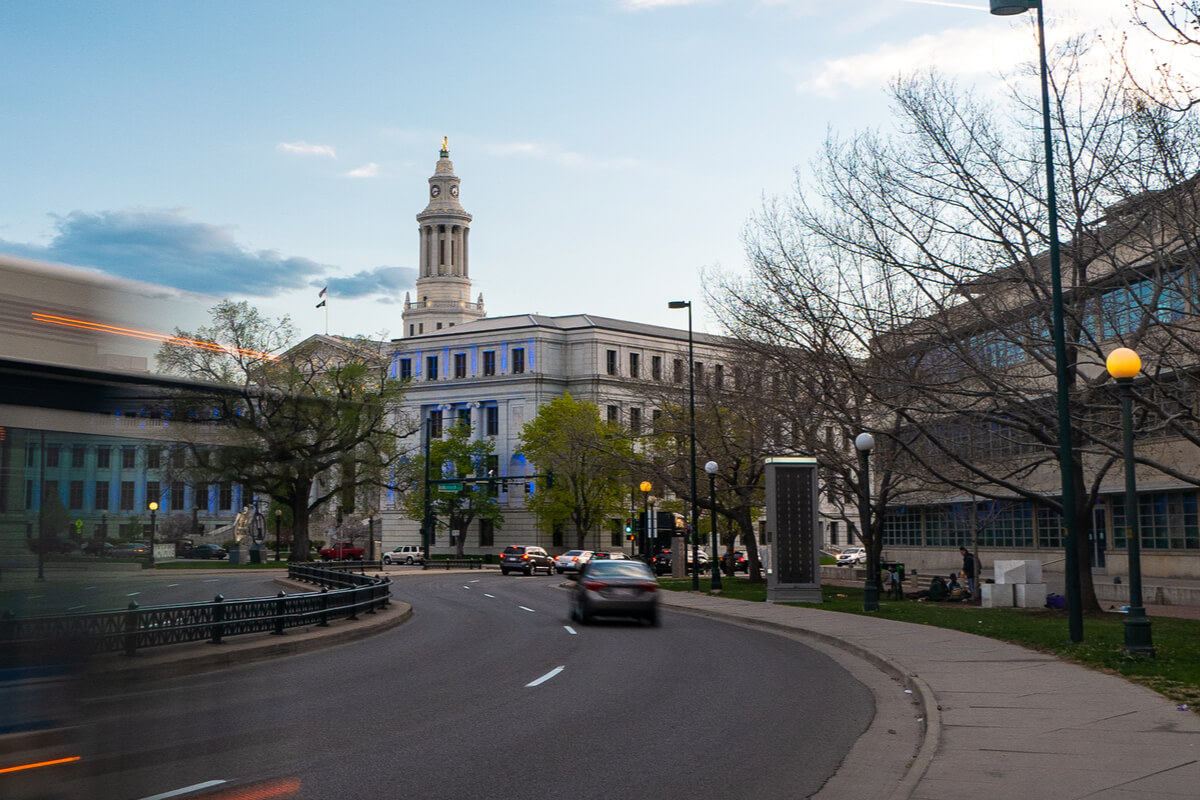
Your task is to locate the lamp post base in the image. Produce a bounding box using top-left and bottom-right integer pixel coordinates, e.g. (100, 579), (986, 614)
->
(1122, 608), (1155, 658)
(863, 580), (881, 612)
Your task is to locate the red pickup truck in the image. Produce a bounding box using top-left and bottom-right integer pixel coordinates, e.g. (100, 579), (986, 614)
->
(319, 542), (365, 560)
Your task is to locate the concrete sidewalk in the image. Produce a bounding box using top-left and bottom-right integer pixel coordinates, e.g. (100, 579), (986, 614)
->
(659, 590), (1200, 800)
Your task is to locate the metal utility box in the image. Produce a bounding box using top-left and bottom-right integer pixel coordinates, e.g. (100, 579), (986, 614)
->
(765, 457), (822, 603)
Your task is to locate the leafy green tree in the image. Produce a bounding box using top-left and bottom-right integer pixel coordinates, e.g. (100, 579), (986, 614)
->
(518, 394), (631, 549)
(402, 423), (503, 557)
(157, 300), (405, 560)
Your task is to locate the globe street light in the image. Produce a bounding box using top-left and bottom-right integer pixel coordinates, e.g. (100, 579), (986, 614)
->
(669, 300), (701, 592)
(148, 501), (158, 568)
(704, 461), (723, 591)
(639, 481), (652, 558)
(855, 433), (880, 612)
(1106, 347), (1155, 657)
(990, 0), (1083, 643)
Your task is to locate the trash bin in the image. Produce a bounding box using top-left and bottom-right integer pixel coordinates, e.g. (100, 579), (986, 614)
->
(249, 545), (263, 564)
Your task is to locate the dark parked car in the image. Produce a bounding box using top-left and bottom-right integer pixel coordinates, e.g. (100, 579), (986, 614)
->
(730, 551), (751, 573)
(500, 545), (554, 576)
(181, 543), (227, 559)
(568, 559), (659, 626)
(651, 547), (673, 576)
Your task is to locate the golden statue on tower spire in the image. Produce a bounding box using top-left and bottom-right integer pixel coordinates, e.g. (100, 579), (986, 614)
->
(441, 136), (448, 156)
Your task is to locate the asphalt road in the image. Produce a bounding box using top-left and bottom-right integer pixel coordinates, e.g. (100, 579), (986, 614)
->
(40, 572), (874, 800)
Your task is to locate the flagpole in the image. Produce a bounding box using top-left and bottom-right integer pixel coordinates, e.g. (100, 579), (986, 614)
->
(324, 293), (329, 335)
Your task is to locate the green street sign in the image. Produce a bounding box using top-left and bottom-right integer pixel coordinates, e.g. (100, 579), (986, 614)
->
(438, 482), (463, 492)
(75, 519), (83, 530)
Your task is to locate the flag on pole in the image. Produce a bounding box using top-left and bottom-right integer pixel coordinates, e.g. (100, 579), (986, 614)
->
(316, 285), (328, 308)
(315, 299), (326, 308)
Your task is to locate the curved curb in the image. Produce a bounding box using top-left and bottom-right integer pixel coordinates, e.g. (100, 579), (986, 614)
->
(663, 602), (940, 800)
(83, 588), (412, 685)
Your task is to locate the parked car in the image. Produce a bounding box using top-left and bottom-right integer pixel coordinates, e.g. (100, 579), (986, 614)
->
(555, 549), (593, 574)
(383, 545), (424, 565)
(500, 545), (555, 576)
(651, 547), (673, 576)
(111, 541), (150, 558)
(836, 546), (866, 566)
(568, 559), (659, 625)
(319, 542), (365, 560)
(181, 543), (227, 560)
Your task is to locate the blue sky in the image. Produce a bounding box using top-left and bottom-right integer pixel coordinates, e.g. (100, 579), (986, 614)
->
(0, 0), (1140, 343)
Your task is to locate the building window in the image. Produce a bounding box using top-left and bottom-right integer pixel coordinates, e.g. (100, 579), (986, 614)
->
(606, 349), (618, 376)
(512, 347), (525, 374)
(979, 501), (1034, 548)
(457, 408), (471, 430)
(652, 409), (663, 433)
(399, 358), (412, 380)
(97, 447), (111, 469)
(71, 446), (86, 469)
(69, 480), (84, 509)
(454, 352), (467, 378)
(122, 447), (136, 469)
(714, 364), (724, 388)
(630, 407), (642, 435)
(733, 366), (743, 389)
(25, 480), (34, 510)
(882, 507), (923, 546)
(695, 362), (705, 383)
(485, 406), (499, 436)
(146, 481), (160, 508)
(171, 482), (186, 511)
(219, 482), (233, 511)
(196, 483), (210, 511)
(409, 324), (414, 337)
(419, 323), (424, 334)
(673, 359), (684, 384)
(95, 481), (110, 511)
(171, 448), (186, 468)
(430, 410), (444, 438)
(479, 518), (495, 547)
(652, 355), (662, 380)
(120, 481), (135, 511)
(629, 352), (640, 378)
(426, 355), (439, 381)
(147, 447), (162, 470)
(483, 350), (496, 376)
(552, 523), (564, 548)
(607, 405), (619, 424)
(46, 446), (60, 468)
(436, 322), (443, 330)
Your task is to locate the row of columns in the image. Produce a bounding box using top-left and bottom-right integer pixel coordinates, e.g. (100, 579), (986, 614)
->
(421, 224), (469, 278)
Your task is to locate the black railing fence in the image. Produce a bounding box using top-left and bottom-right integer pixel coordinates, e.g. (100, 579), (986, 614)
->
(1, 563), (390, 665)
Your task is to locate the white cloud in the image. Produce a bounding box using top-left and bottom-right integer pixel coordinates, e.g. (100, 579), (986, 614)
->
(620, 0), (714, 10)
(276, 141), (337, 158)
(346, 162), (380, 178)
(485, 141), (639, 169)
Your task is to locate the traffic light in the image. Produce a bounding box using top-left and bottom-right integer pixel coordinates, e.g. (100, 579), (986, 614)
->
(624, 519), (633, 534)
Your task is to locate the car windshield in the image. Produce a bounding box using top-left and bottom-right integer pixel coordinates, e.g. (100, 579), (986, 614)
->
(586, 561), (653, 579)
(564, 550), (582, 557)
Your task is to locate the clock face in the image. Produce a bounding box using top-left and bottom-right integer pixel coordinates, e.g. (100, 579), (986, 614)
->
(450, 185), (459, 197)
(430, 185), (440, 197)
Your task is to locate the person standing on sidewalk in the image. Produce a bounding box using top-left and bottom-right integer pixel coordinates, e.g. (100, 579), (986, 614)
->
(960, 546), (977, 596)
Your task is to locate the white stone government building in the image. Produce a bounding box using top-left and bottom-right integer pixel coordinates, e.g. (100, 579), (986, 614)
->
(377, 143), (731, 556)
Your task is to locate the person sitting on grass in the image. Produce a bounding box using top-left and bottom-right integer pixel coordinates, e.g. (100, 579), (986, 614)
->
(909, 575), (949, 602)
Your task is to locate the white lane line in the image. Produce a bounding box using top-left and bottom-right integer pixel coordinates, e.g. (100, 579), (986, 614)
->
(470, 579), (480, 583)
(126, 592), (140, 597)
(203, 579), (220, 583)
(519, 606), (536, 613)
(138, 780), (227, 800)
(526, 666), (565, 687)
(484, 593), (495, 598)
(84, 586), (97, 591)
(68, 604), (88, 611)
(462, 585), (471, 590)
(167, 583), (180, 588)
(564, 626), (577, 635)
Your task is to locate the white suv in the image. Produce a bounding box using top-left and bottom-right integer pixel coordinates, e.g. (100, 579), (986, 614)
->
(835, 546), (866, 566)
(383, 545), (425, 565)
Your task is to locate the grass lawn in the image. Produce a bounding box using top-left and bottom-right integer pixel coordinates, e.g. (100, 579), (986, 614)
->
(659, 575), (1200, 709)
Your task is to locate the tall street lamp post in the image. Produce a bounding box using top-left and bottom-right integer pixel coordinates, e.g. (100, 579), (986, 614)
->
(148, 501), (158, 568)
(855, 433), (879, 612)
(668, 300), (700, 592)
(639, 481), (652, 558)
(990, 0), (1083, 643)
(1106, 348), (1155, 657)
(274, 508), (282, 563)
(704, 461), (722, 591)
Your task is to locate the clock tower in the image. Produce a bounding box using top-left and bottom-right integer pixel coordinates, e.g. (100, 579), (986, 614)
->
(402, 138), (485, 337)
